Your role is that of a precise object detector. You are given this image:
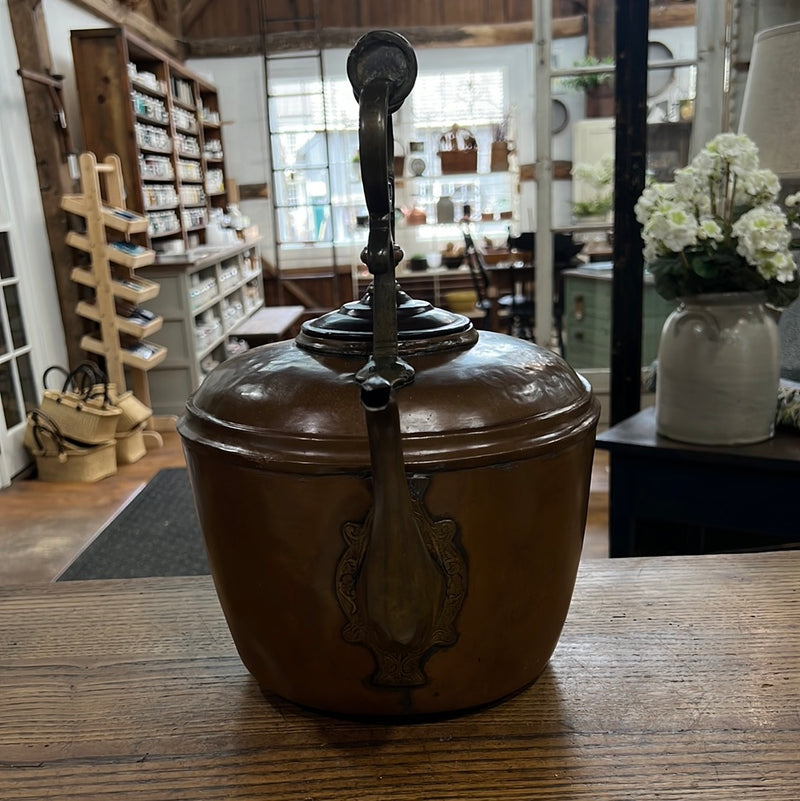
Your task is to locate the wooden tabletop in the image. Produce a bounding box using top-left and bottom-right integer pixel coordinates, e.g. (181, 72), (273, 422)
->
(2, 552), (798, 799)
(229, 304), (306, 344)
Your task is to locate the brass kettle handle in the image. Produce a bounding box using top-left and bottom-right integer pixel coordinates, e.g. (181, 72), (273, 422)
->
(337, 32), (467, 690)
(347, 30), (417, 410)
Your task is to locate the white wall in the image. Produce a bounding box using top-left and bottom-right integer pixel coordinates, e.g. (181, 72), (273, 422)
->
(185, 55), (275, 264)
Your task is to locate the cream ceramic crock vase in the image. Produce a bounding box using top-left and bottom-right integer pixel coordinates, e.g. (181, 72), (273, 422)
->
(656, 292), (780, 445)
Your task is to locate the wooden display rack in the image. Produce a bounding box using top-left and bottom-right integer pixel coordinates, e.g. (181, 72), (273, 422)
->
(62, 151), (170, 443)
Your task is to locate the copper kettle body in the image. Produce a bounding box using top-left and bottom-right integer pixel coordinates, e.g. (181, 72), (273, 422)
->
(178, 31), (600, 717)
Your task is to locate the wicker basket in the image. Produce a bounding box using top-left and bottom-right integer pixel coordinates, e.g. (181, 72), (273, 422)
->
(40, 362), (122, 444)
(106, 385), (152, 433)
(438, 149), (478, 174)
(57, 362), (152, 433)
(25, 411), (117, 483)
(115, 423), (147, 464)
(40, 389), (121, 444)
(444, 289), (479, 313)
(437, 125), (478, 174)
(490, 141), (510, 172)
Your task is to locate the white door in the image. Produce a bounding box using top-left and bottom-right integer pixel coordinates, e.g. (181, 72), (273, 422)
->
(0, 215), (40, 484)
(0, 1), (69, 486)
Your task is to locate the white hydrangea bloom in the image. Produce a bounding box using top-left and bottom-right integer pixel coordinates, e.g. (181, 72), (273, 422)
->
(707, 132), (759, 175)
(732, 205), (792, 278)
(757, 250), (798, 283)
(571, 154), (614, 190)
(635, 131), (797, 301)
(694, 193), (712, 217)
(634, 183), (667, 225)
(642, 238), (661, 262)
(644, 204), (699, 254)
(690, 149), (717, 183)
(635, 181), (680, 224)
(738, 169), (780, 205)
(697, 217), (724, 242)
(593, 154), (615, 186)
(672, 167), (698, 204)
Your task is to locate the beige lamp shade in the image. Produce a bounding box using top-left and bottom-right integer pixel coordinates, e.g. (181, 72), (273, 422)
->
(739, 21), (800, 180)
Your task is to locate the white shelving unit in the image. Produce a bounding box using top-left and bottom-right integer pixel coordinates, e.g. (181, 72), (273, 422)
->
(139, 240), (264, 415)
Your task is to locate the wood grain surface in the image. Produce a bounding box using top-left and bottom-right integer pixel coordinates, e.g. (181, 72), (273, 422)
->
(1, 552), (798, 799)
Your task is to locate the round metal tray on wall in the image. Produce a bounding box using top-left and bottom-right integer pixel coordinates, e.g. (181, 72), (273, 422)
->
(647, 41), (675, 98)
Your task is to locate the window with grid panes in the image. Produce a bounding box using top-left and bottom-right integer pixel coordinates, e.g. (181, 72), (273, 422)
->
(268, 56), (508, 256)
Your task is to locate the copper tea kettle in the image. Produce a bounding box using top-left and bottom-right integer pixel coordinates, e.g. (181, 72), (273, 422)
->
(178, 31), (600, 717)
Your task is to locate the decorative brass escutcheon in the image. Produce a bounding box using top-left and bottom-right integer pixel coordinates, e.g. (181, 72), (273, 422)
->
(335, 465), (467, 688)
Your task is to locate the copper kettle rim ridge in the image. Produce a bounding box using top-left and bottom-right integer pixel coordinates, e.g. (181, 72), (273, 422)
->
(178, 394), (600, 473)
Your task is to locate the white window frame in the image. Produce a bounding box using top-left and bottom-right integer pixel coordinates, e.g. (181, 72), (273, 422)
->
(269, 45), (531, 270)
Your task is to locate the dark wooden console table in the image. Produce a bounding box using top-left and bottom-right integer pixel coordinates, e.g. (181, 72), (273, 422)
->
(596, 406), (800, 557)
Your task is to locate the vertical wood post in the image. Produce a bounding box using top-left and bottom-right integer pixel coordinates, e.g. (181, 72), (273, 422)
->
(611, 0), (649, 424)
(8, 0), (85, 367)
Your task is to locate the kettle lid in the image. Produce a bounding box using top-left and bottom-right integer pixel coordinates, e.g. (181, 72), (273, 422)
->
(296, 285), (477, 358)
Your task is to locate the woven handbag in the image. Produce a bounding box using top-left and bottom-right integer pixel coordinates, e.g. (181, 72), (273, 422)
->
(77, 361), (153, 433)
(115, 422), (147, 464)
(107, 386), (152, 432)
(25, 409), (117, 483)
(40, 363), (121, 445)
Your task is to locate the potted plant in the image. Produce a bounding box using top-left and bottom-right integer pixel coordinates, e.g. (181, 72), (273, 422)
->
(562, 56), (615, 117)
(437, 124), (478, 174)
(491, 114), (512, 172)
(409, 254), (429, 272)
(570, 155), (614, 221)
(634, 132), (800, 445)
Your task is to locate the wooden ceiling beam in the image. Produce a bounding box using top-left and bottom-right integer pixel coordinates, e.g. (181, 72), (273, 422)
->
(66, 0), (185, 58)
(185, 4), (695, 59)
(650, 3), (696, 29)
(151, 0), (182, 38)
(186, 17), (587, 58)
(181, 0), (215, 35)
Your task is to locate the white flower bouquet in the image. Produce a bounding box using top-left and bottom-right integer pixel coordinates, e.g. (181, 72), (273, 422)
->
(635, 132), (800, 306)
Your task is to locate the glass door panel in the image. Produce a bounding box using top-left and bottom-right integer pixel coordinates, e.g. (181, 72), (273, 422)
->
(0, 229), (36, 481)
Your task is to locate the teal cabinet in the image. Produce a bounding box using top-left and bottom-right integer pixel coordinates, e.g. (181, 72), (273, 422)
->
(562, 267), (676, 369)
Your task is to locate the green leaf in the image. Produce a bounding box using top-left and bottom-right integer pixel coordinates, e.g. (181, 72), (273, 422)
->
(691, 256), (720, 279)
